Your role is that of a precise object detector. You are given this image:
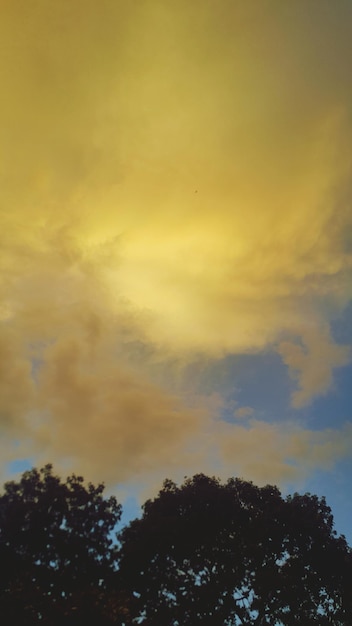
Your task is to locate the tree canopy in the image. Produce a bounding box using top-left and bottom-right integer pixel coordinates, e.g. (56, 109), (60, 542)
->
(1, 467), (351, 625)
(118, 474), (352, 625)
(0, 464), (122, 625)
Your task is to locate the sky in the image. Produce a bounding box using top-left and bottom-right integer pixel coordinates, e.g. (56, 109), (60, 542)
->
(1, 0), (352, 541)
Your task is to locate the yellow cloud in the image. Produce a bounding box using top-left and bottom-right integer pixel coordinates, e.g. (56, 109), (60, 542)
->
(35, 336), (203, 483)
(0, 327), (34, 432)
(234, 406), (254, 420)
(0, 1), (352, 484)
(278, 328), (351, 408)
(217, 420), (352, 487)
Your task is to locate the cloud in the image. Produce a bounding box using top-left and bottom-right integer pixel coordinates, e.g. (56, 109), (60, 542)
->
(35, 334), (204, 484)
(118, 418), (352, 503)
(278, 329), (351, 407)
(0, 257), (351, 488)
(0, 1), (352, 486)
(0, 327), (35, 433)
(0, 232), (203, 483)
(216, 420), (352, 487)
(234, 406), (254, 420)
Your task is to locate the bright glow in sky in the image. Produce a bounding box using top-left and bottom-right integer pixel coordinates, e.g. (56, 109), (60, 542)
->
(1, 1), (352, 539)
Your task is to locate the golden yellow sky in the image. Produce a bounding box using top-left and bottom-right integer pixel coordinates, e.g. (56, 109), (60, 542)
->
(1, 1), (352, 487)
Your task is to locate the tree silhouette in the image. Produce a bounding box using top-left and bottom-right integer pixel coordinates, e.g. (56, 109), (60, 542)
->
(2, 467), (351, 625)
(0, 464), (122, 625)
(118, 474), (352, 625)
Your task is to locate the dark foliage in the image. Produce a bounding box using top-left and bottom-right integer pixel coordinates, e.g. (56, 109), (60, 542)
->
(0, 464), (123, 625)
(1, 467), (351, 625)
(118, 474), (352, 625)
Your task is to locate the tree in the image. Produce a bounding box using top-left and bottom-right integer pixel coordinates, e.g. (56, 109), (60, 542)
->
(118, 474), (352, 625)
(0, 464), (123, 625)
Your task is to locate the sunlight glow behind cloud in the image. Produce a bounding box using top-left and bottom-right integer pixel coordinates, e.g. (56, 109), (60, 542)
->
(0, 0), (351, 488)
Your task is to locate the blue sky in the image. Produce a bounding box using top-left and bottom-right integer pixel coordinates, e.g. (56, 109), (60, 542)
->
(1, 0), (352, 546)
